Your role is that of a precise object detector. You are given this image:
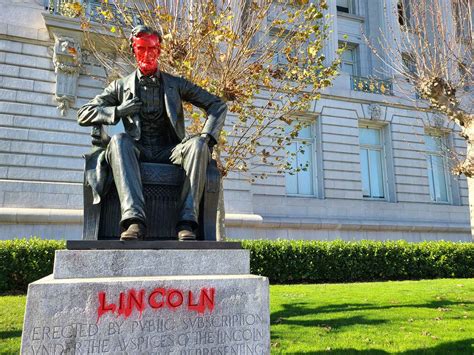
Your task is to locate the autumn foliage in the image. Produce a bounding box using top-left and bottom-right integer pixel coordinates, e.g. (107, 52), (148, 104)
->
(78, 0), (340, 178)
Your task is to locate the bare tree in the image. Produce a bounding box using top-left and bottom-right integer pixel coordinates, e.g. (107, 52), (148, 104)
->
(373, 0), (472, 173)
(57, 0), (341, 238)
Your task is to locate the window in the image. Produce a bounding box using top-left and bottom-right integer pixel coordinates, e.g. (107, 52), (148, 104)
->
(452, 0), (473, 41)
(285, 122), (315, 195)
(359, 127), (386, 198)
(424, 134), (450, 203)
(271, 29), (298, 69)
(337, 0), (356, 14)
(397, 0), (412, 29)
(339, 43), (359, 76)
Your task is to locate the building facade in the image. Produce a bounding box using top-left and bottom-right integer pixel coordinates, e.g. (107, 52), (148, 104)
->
(0, 0), (471, 241)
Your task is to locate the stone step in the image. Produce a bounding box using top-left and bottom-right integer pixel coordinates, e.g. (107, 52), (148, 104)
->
(54, 249), (250, 279)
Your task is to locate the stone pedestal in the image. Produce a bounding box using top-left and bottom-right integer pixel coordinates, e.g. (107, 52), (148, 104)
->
(21, 242), (270, 354)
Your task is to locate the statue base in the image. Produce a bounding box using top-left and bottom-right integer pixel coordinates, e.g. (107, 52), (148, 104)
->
(21, 242), (270, 354)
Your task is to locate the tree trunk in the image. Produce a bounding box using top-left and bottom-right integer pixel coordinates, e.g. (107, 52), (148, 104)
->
(213, 148), (226, 241)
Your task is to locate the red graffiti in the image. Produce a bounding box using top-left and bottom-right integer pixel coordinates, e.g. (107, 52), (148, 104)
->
(167, 289), (184, 309)
(97, 292), (116, 322)
(188, 288), (215, 314)
(97, 287), (215, 322)
(148, 288), (165, 309)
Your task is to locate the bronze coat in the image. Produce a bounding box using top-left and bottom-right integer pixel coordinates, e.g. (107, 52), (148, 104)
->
(78, 70), (227, 143)
(77, 70), (227, 204)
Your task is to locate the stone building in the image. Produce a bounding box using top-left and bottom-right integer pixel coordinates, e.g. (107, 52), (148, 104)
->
(0, 0), (471, 241)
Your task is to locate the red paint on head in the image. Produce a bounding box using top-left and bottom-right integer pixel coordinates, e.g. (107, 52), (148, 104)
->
(132, 33), (161, 76)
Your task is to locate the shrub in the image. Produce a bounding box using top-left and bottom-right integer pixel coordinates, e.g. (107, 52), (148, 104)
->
(0, 238), (65, 294)
(241, 239), (474, 283)
(1, 239), (473, 293)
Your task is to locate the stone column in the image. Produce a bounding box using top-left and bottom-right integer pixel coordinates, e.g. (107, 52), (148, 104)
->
(381, 0), (403, 78)
(324, 0), (338, 65)
(467, 177), (474, 240)
(438, 0), (458, 80)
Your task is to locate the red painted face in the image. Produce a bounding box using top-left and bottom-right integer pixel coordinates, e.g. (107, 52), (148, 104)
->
(132, 33), (161, 76)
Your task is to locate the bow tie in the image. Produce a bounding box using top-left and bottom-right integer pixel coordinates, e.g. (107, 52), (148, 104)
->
(139, 75), (160, 87)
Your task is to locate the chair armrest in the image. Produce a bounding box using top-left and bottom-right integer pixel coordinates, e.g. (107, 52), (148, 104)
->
(91, 125), (111, 148)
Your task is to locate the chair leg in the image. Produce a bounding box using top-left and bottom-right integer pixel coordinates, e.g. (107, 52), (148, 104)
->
(199, 160), (221, 241)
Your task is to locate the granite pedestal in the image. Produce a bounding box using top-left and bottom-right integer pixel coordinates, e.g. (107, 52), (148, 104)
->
(21, 242), (270, 354)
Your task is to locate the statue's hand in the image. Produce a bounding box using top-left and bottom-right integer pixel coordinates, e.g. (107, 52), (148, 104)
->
(116, 97), (142, 118)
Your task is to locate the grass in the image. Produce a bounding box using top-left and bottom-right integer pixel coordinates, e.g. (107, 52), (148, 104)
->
(270, 279), (474, 354)
(1, 279), (473, 354)
(0, 295), (26, 355)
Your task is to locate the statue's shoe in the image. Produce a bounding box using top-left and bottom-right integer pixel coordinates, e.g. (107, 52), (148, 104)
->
(177, 224), (196, 241)
(120, 223), (146, 241)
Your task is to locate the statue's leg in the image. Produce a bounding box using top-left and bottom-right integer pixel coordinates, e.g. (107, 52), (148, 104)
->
(170, 136), (210, 228)
(106, 133), (146, 229)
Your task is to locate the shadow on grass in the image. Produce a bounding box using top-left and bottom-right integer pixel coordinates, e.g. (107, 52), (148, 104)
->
(272, 314), (386, 329)
(271, 299), (474, 323)
(271, 301), (473, 354)
(280, 338), (474, 354)
(401, 338), (474, 354)
(0, 329), (22, 339)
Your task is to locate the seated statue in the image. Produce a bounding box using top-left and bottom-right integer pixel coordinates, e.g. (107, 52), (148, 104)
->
(77, 25), (227, 241)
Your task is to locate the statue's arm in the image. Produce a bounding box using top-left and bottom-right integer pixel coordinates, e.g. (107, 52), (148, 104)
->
(179, 78), (227, 145)
(77, 81), (121, 127)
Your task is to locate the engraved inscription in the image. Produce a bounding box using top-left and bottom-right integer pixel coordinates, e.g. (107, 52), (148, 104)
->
(27, 315), (265, 354)
(25, 286), (267, 355)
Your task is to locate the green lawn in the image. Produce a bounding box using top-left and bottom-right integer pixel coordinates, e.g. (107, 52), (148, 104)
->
(1, 279), (473, 354)
(271, 279), (474, 354)
(0, 295), (26, 355)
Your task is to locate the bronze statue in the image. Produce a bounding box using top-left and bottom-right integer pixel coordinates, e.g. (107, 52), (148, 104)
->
(78, 25), (227, 241)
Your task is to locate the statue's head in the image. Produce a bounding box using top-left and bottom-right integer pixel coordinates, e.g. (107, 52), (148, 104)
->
(129, 25), (162, 76)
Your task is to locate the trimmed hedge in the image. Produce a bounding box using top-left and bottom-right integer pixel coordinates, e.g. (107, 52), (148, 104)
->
(242, 239), (474, 283)
(1, 239), (473, 293)
(0, 238), (65, 294)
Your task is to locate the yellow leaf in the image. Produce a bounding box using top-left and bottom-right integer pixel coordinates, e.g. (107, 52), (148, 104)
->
(308, 46), (317, 57)
(182, 61), (192, 70)
(110, 26), (116, 33)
